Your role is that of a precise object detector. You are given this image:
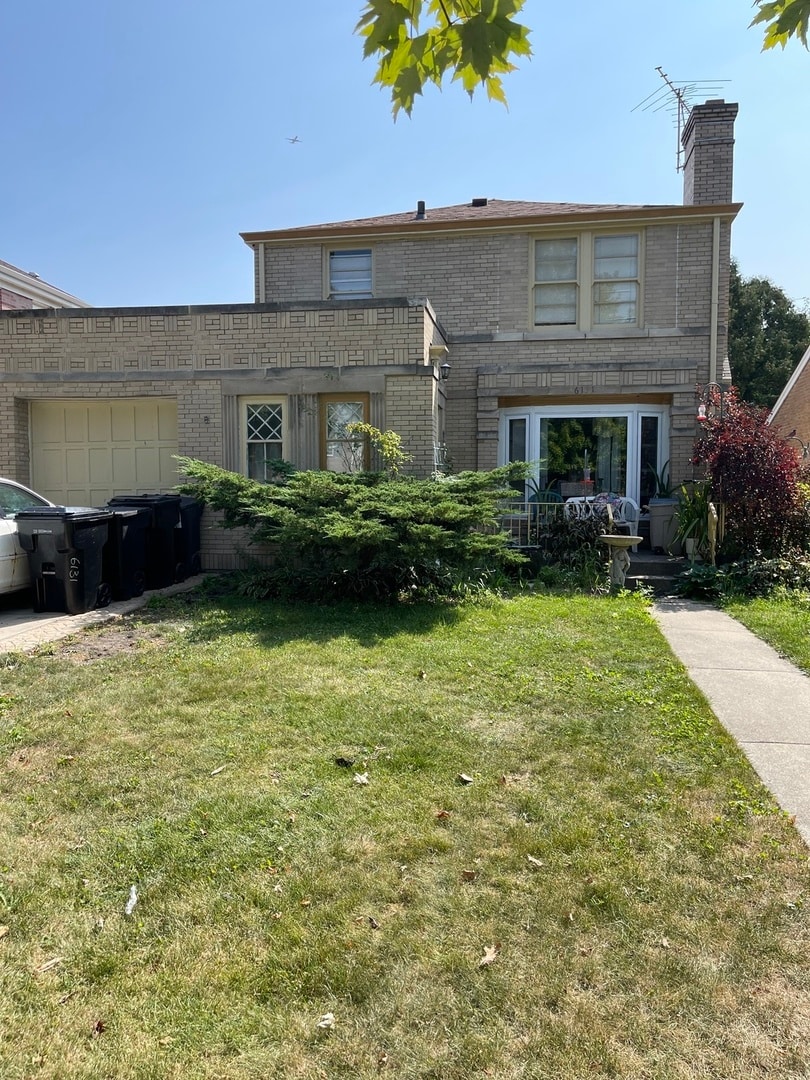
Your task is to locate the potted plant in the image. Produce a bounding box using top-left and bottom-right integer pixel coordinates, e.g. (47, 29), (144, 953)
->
(674, 482), (712, 563)
(647, 461), (679, 553)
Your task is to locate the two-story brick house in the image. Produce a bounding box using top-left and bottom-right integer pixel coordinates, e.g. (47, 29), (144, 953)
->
(0, 100), (740, 569)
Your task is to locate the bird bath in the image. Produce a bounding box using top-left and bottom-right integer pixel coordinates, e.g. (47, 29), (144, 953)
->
(599, 533), (644, 590)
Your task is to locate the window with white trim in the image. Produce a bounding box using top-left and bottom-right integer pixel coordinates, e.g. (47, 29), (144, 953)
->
(243, 399), (286, 481)
(533, 232), (640, 329)
(328, 249), (372, 299)
(499, 403), (667, 506)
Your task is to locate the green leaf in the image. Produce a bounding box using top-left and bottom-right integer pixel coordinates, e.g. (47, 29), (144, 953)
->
(356, 0), (531, 117)
(750, 0), (810, 48)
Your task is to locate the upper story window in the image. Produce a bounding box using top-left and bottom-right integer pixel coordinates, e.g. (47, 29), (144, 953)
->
(534, 238), (578, 325)
(533, 232), (640, 330)
(593, 235), (639, 325)
(328, 249), (372, 299)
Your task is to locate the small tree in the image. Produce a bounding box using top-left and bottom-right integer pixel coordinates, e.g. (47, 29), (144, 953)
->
(692, 387), (806, 556)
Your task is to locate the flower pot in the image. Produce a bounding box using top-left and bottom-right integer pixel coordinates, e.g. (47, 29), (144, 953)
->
(648, 498), (680, 554)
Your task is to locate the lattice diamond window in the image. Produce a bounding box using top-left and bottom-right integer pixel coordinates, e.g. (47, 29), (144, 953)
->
(246, 403), (284, 481)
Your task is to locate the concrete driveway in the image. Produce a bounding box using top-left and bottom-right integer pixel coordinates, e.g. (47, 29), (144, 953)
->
(0, 577), (205, 654)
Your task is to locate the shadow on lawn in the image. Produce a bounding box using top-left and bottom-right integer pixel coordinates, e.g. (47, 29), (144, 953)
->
(138, 574), (465, 649)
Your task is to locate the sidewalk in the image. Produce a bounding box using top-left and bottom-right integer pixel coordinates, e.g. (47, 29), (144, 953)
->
(652, 597), (810, 848)
(0, 577), (204, 655)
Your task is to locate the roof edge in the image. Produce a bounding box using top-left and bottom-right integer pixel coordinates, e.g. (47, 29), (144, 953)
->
(241, 203), (743, 247)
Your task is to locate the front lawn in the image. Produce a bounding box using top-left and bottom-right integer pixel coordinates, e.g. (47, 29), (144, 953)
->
(723, 592), (810, 675)
(1, 585), (808, 1079)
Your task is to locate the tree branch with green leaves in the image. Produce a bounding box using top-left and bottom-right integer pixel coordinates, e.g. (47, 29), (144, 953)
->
(356, 0), (532, 118)
(751, 0), (810, 48)
(355, 2), (806, 119)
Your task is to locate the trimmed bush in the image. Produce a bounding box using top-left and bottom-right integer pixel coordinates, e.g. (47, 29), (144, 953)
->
(176, 458), (528, 602)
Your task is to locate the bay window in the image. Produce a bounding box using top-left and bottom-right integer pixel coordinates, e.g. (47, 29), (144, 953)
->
(500, 404), (667, 506)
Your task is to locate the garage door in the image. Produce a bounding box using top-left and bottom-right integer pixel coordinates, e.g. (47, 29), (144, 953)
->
(31, 399), (179, 506)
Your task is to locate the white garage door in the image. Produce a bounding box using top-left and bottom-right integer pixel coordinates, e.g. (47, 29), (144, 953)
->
(31, 399), (179, 506)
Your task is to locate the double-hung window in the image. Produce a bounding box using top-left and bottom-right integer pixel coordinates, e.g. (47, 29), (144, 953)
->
(593, 235), (639, 325)
(328, 249), (372, 299)
(533, 232), (640, 330)
(534, 238), (578, 325)
(243, 399), (286, 481)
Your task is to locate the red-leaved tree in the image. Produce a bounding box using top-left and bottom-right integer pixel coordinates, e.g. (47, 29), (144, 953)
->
(692, 386), (808, 556)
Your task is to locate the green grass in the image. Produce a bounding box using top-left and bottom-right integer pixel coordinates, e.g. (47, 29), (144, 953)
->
(723, 592), (810, 675)
(1, 582), (809, 1079)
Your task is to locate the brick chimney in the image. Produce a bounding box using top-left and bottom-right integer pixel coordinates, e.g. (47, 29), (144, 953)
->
(681, 99), (739, 205)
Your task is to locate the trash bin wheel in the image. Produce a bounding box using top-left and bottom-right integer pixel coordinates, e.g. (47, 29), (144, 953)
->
(190, 552), (202, 576)
(174, 562), (187, 584)
(96, 582), (113, 609)
(132, 570), (146, 598)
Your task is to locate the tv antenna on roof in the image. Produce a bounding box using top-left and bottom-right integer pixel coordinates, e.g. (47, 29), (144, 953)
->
(633, 67), (730, 172)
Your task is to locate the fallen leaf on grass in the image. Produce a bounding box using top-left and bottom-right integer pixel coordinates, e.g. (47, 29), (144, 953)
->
(417, 669), (427, 680)
(457, 773), (474, 785)
(316, 1012), (335, 1029)
(334, 757), (355, 769)
(461, 869), (478, 882)
(58, 991), (76, 1005)
(368, 916), (380, 930)
(91, 1019), (106, 1038)
(210, 765), (226, 776)
(300, 899), (312, 908)
(478, 944), (500, 967)
(36, 957), (64, 974)
(527, 855), (545, 869)
(435, 809), (452, 821)
(0, 925), (9, 940)
(354, 772), (370, 785)
(660, 937), (671, 949)
(377, 1050), (390, 1070)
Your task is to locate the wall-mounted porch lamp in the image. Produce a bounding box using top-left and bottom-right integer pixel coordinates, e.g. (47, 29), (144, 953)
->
(429, 343), (450, 381)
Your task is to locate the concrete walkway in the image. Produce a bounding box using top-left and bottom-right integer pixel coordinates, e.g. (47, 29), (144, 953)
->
(652, 597), (810, 848)
(0, 576), (204, 655)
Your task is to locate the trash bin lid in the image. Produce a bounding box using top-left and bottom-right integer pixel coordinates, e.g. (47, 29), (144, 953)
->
(15, 506), (114, 521)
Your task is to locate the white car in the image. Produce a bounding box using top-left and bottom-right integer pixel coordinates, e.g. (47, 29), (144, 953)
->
(0, 478), (55, 595)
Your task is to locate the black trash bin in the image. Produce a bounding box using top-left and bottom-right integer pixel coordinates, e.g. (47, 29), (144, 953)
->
(104, 506), (151, 600)
(107, 494), (183, 589)
(175, 496), (204, 579)
(16, 506), (113, 615)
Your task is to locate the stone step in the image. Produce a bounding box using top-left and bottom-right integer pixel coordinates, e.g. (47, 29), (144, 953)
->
(625, 551), (687, 595)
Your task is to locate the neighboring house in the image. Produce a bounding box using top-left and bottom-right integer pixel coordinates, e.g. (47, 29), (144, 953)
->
(0, 258), (89, 311)
(0, 100), (740, 570)
(768, 343), (810, 457)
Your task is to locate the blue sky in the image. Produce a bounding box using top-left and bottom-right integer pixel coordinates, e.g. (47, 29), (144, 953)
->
(2, 1), (807, 308)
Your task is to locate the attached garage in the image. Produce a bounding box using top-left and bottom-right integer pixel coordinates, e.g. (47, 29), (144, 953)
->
(30, 399), (179, 506)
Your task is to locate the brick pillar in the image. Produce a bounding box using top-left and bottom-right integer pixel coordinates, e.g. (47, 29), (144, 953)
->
(682, 100), (739, 206)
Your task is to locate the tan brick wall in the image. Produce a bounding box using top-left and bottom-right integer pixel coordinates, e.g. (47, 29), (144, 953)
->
(259, 217), (728, 341)
(385, 374), (439, 476)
